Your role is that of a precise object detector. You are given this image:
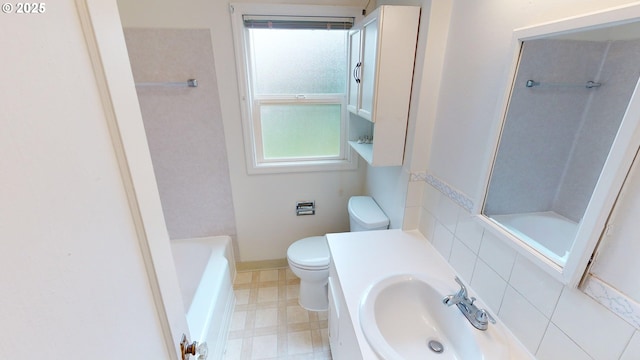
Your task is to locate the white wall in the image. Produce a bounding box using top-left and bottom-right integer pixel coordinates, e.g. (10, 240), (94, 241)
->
(366, 0), (454, 231)
(365, 166), (408, 229)
(118, 0), (367, 263)
(428, 0), (640, 201)
(416, 0), (640, 358)
(591, 149), (640, 303)
(0, 1), (170, 358)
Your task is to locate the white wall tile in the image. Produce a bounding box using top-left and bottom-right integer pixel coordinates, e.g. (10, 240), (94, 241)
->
(454, 213), (484, 254)
(449, 238), (477, 281)
(536, 323), (591, 360)
(403, 206), (420, 230)
(421, 182), (440, 214)
(434, 192), (460, 233)
(432, 221), (454, 260)
(552, 288), (635, 360)
(470, 259), (507, 313)
(509, 255), (563, 318)
(499, 286), (549, 354)
(406, 180), (424, 208)
(478, 231), (516, 281)
(620, 331), (640, 360)
(418, 208), (437, 242)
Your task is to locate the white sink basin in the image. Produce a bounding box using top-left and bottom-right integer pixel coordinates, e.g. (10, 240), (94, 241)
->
(359, 274), (509, 360)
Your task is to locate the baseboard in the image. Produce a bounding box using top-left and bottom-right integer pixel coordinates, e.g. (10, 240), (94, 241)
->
(236, 258), (289, 271)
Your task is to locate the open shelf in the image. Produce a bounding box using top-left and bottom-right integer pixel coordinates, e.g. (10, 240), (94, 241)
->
(348, 141), (373, 164)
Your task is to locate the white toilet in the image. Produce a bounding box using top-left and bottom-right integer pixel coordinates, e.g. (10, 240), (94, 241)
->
(287, 196), (389, 311)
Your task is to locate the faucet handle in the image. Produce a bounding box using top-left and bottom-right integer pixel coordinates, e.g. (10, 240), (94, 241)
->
(476, 309), (496, 324)
(443, 277), (469, 306)
(454, 276), (468, 296)
(442, 294), (456, 306)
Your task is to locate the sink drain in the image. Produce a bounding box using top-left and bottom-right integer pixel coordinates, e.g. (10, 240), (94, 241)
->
(427, 340), (444, 354)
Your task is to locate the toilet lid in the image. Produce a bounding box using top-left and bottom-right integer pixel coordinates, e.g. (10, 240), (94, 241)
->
(348, 196), (389, 228)
(287, 236), (329, 268)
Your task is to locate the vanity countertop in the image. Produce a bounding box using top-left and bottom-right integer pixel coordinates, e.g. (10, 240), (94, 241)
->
(326, 228), (533, 359)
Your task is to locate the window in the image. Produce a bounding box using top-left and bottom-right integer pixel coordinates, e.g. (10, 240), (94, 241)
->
(231, 4), (360, 173)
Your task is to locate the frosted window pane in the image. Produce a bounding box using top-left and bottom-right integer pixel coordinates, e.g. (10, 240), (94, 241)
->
(251, 29), (347, 94)
(260, 104), (341, 159)
(360, 19), (378, 114)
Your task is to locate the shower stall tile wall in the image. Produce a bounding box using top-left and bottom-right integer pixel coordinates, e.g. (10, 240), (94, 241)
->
(124, 28), (237, 240)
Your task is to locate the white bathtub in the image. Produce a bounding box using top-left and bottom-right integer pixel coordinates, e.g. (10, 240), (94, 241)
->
(491, 211), (578, 266)
(171, 236), (236, 359)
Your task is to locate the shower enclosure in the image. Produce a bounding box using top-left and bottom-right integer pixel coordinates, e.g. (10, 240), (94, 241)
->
(483, 28), (640, 267)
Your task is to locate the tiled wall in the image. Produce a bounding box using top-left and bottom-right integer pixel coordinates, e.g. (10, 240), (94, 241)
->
(418, 179), (640, 359)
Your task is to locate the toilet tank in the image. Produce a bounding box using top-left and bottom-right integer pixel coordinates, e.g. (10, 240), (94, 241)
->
(348, 196), (390, 232)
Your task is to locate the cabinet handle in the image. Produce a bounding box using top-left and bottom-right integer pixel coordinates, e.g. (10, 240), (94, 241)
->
(353, 62), (362, 84)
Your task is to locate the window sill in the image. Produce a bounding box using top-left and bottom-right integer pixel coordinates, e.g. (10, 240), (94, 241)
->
(247, 156), (358, 175)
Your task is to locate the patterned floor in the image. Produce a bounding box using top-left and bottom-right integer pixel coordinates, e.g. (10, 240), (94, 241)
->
(223, 268), (332, 359)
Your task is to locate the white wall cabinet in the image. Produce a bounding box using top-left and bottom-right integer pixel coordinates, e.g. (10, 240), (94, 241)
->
(347, 5), (420, 166)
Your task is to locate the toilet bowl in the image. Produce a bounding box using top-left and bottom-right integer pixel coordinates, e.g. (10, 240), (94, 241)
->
(287, 236), (330, 311)
(287, 196), (389, 311)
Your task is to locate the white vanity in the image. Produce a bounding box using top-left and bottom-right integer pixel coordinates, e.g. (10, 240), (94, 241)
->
(326, 229), (533, 359)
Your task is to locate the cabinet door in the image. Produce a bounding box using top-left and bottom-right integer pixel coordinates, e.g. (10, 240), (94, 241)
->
(347, 29), (361, 114)
(359, 16), (379, 121)
(328, 276), (340, 352)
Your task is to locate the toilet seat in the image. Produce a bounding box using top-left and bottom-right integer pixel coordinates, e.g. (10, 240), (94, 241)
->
(287, 236), (329, 270)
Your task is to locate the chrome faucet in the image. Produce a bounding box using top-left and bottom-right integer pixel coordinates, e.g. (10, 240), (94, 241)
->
(442, 276), (496, 331)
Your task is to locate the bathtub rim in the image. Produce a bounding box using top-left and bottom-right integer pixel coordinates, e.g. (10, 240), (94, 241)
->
(171, 235), (236, 309)
(171, 235), (236, 278)
(490, 211), (577, 266)
(475, 214), (566, 280)
(170, 235), (236, 357)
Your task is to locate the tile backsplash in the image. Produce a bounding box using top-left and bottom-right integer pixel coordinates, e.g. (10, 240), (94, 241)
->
(419, 179), (639, 359)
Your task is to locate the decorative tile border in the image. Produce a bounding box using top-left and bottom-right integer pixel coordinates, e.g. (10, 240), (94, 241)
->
(583, 275), (640, 329)
(410, 171), (474, 212)
(409, 171), (427, 182)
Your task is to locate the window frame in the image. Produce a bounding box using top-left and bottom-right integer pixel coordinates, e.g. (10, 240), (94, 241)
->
(230, 3), (363, 174)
